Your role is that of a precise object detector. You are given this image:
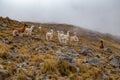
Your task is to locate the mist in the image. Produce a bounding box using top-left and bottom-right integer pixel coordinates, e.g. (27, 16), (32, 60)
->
(0, 0), (120, 35)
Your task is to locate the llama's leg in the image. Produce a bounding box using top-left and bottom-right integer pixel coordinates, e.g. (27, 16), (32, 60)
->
(46, 35), (48, 41)
(50, 35), (52, 40)
(13, 31), (16, 36)
(46, 35), (49, 41)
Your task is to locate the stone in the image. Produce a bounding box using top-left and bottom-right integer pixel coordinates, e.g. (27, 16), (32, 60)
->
(58, 55), (75, 64)
(47, 44), (54, 50)
(67, 49), (77, 54)
(104, 47), (112, 53)
(36, 45), (46, 53)
(55, 49), (63, 55)
(86, 57), (99, 65)
(70, 54), (80, 58)
(110, 56), (120, 67)
(2, 39), (12, 44)
(1, 23), (7, 27)
(0, 69), (10, 80)
(67, 49), (80, 58)
(111, 68), (120, 73)
(81, 46), (88, 54)
(81, 46), (94, 56)
(9, 53), (20, 58)
(101, 73), (108, 80)
(18, 62), (28, 68)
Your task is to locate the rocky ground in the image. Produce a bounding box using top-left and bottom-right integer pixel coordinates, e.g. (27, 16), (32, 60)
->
(0, 16), (120, 80)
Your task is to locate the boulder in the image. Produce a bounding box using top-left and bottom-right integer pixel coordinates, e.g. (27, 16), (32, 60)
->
(0, 69), (10, 80)
(101, 73), (108, 80)
(47, 44), (54, 50)
(1, 23), (7, 27)
(58, 55), (75, 64)
(86, 57), (99, 65)
(55, 49), (63, 55)
(110, 55), (120, 67)
(104, 47), (112, 53)
(67, 49), (80, 58)
(81, 46), (94, 56)
(2, 39), (12, 44)
(9, 52), (20, 58)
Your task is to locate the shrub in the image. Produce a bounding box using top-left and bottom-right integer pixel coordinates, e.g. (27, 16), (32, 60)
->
(57, 60), (77, 76)
(41, 59), (57, 74)
(0, 42), (9, 59)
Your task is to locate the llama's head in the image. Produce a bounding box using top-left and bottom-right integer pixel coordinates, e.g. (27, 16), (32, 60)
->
(57, 31), (59, 33)
(61, 31), (64, 34)
(31, 25), (34, 28)
(100, 40), (103, 43)
(23, 24), (27, 29)
(67, 31), (70, 35)
(51, 29), (53, 33)
(39, 26), (41, 30)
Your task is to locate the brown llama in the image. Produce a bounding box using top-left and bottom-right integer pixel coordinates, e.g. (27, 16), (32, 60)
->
(13, 24), (27, 33)
(12, 24), (27, 36)
(100, 40), (104, 49)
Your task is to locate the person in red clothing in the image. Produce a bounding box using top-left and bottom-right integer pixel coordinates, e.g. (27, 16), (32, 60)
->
(100, 40), (104, 49)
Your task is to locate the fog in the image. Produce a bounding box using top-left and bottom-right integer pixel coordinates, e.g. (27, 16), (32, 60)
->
(0, 0), (120, 35)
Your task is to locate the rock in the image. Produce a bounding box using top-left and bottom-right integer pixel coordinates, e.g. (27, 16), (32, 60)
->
(18, 62), (29, 68)
(36, 45), (46, 53)
(47, 44), (54, 50)
(69, 53), (80, 58)
(110, 55), (120, 67)
(111, 68), (120, 73)
(0, 69), (10, 80)
(81, 46), (94, 56)
(55, 49), (63, 55)
(58, 55), (75, 64)
(67, 49), (80, 58)
(2, 39), (12, 44)
(101, 73), (108, 80)
(9, 53), (20, 58)
(86, 57), (99, 65)
(104, 47), (112, 53)
(2, 61), (11, 65)
(67, 49), (77, 54)
(81, 46), (88, 54)
(1, 23), (7, 27)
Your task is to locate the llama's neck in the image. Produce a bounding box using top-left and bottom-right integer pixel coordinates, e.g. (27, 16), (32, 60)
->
(22, 26), (26, 32)
(67, 32), (69, 36)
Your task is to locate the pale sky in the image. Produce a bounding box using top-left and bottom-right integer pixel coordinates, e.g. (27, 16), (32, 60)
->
(0, 0), (120, 35)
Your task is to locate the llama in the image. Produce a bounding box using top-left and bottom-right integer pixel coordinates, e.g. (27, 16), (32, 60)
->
(70, 32), (79, 42)
(39, 26), (42, 31)
(25, 25), (35, 35)
(46, 29), (54, 41)
(12, 24), (27, 36)
(60, 31), (70, 43)
(57, 31), (64, 43)
(13, 24), (27, 33)
(13, 30), (19, 36)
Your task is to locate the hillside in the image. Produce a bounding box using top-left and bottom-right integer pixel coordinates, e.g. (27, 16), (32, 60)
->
(0, 16), (120, 80)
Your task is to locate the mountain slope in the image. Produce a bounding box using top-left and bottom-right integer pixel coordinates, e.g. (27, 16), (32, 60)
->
(0, 16), (120, 80)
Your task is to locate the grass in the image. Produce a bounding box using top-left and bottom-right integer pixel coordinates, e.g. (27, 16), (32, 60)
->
(0, 16), (120, 79)
(40, 59), (58, 74)
(57, 60), (77, 76)
(0, 42), (10, 58)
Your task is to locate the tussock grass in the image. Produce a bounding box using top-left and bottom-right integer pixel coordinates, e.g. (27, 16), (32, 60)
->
(0, 42), (10, 58)
(57, 60), (77, 76)
(41, 59), (58, 74)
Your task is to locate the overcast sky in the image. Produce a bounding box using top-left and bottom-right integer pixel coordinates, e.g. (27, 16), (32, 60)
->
(0, 0), (120, 35)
